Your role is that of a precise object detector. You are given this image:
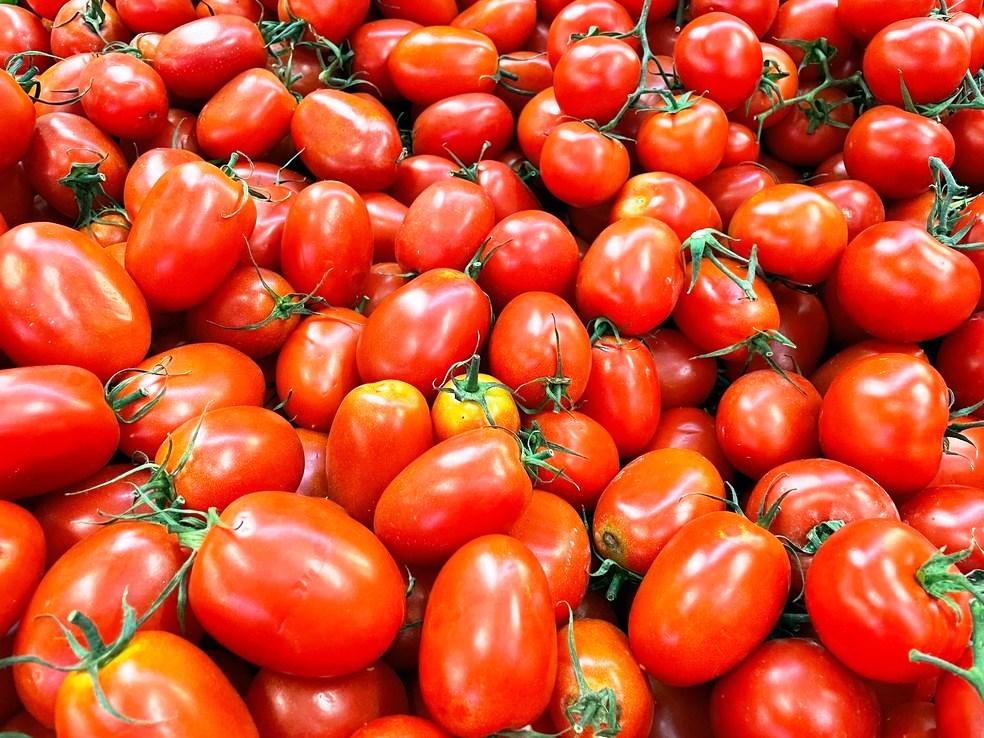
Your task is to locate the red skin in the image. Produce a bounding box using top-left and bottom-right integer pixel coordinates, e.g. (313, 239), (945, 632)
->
(900, 485), (984, 573)
(643, 329), (718, 409)
(0, 501), (45, 634)
(295, 429), (330, 498)
(645, 406), (735, 483)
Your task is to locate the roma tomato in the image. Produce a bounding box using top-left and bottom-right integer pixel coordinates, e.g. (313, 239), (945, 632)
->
(361, 263), (412, 315)
(389, 155), (457, 206)
(79, 53), (168, 141)
(50, 0), (130, 56)
(628, 511), (791, 686)
(116, 0), (195, 32)
(0, 70), (36, 172)
(374, 428), (533, 566)
(189, 492), (405, 678)
(452, 0), (536, 53)
(644, 329), (717, 408)
(275, 308), (366, 432)
(489, 291), (592, 410)
(674, 12), (763, 112)
(0, 501), (45, 634)
(0, 223), (150, 380)
(431, 362), (520, 440)
(292, 90), (402, 192)
(276, 0), (367, 42)
(350, 19), (421, 101)
(0, 6), (51, 72)
(363, 193), (408, 263)
(295, 429), (329, 498)
(612, 172), (723, 242)
(327, 380), (433, 526)
(647, 679), (714, 738)
(636, 97), (729, 182)
(575, 217), (684, 336)
(123, 148), (203, 220)
(745, 284), (829, 376)
(593, 448), (726, 576)
(419, 535), (557, 737)
(541, 122), (630, 208)
(357, 270), (492, 400)
(412, 92), (514, 163)
(645, 406), (734, 482)
(126, 161), (257, 312)
(805, 519), (972, 683)
(900, 485), (984, 574)
(388, 26), (498, 105)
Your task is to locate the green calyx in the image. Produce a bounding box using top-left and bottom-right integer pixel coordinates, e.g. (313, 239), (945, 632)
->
(682, 229), (759, 301)
(436, 354), (511, 428)
(926, 157), (983, 250)
(58, 157), (126, 230)
(692, 329), (799, 386)
(517, 422), (580, 486)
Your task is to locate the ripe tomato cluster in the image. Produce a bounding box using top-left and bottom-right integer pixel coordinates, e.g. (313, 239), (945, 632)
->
(1, 0), (984, 736)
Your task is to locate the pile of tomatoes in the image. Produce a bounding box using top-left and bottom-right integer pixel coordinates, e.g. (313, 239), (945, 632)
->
(2, 0), (984, 736)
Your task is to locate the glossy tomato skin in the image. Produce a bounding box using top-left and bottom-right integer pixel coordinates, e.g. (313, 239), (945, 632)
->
(931, 424), (984, 489)
(351, 715), (452, 738)
(637, 96), (730, 182)
(389, 155), (457, 206)
(292, 91), (402, 192)
(745, 284), (829, 376)
(710, 639), (882, 738)
(0, 501), (45, 634)
(647, 679), (714, 738)
(934, 651), (984, 738)
(516, 88), (565, 166)
(79, 53), (168, 141)
(810, 340), (927, 396)
(644, 329), (717, 409)
(374, 428), (532, 566)
(327, 380), (434, 525)
(357, 270), (491, 400)
(389, 26), (498, 105)
(576, 217), (683, 336)
(280, 181), (373, 308)
(0, 366), (119, 502)
(593, 448), (726, 575)
(814, 179), (886, 242)
(0, 5), (51, 72)
(579, 336), (661, 458)
(275, 309), (366, 432)
(806, 519), (972, 683)
(0, 71), (37, 171)
(819, 354), (949, 497)
(350, 19), (421, 101)
(246, 663), (408, 738)
(115, 342), (265, 458)
(363, 193), (408, 263)
(553, 35), (641, 124)
(154, 15), (266, 99)
(548, 619), (654, 738)
(541, 122), (630, 208)
(276, 0), (367, 42)
(190, 492), (405, 678)
(674, 12), (763, 112)
(546, 0), (637, 65)
(127, 161), (257, 312)
(13, 522), (190, 727)
(55, 632), (258, 738)
(508, 491), (591, 623)
(900, 485), (984, 574)
(612, 172), (723, 243)
(0, 224), (151, 380)
(646, 407), (735, 482)
(936, 311), (984, 409)
(385, 567), (436, 673)
(123, 148), (203, 220)
(489, 291), (592, 410)
(419, 535), (557, 737)
(413, 92), (514, 163)
(628, 511), (791, 686)
(50, 0), (130, 57)
(835, 221), (980, 342)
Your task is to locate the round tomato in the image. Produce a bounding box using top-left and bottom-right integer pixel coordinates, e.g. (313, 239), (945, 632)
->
(644, 329), (718, 408)
(637, 96), (729, 182)
(612, 172), (723, 242)
(674, 12), (763, 112)
(79, 53), (168, 141)
(0, 501), (44, 634)
(540, 122), (630, 208)
(814, 178), (885, 242)
(431, 363), (520, 440)
(937, 312), (984, 409)
(900, 485), (984, 574)
(553, 36), (641, 124)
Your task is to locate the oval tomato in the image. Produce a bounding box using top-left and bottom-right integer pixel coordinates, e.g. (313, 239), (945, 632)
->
(674, 12), (763, 112)
(612, 171), (723, 242)
(79, 53), (168, 141)
(541, 122), (630, 208)
(0, 501), (44, 634)
(388, 26), (498, 105)
(900, 485), (984, 574)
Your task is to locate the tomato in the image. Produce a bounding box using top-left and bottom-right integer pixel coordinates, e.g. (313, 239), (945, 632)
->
(389, 27), (498, 105)
(154, 15), (266, 100)
(0, 501), (44, 634)
(0, 70), (35, 173)
(113, 342), (265, 458)
(937, 312), (984, 409)
(190, 492), (404, 677)
(350, 19), (421, 101)
(292, 429), (329, 498)
(2, 711), (53, 738)
(643, 330), (717, 409)
(882, 702), (937, 738)
(931, 424), (984, 489)
(637, 97), (729, 182)
(541, 122), (630, 208)
(196, 69), (296, 160)
(947, 109), (984, 188)
(646, 408), (732, 481)
(710, 639), (882, 738)
(452, 0), (536, 53)
(389, 155), (456, 206)
(395, 179), (495, 273)
(629, 511), (791, 686)
(128, 107), (200, 154)
(812, 341), (926, 397)
(13, 522), (190, 726)
(419, 535), (556, 737)
(51, 0), (130, 57)
(516, 88), (565, 166)
(496, 50), (553, 113)
(77, 53), (168, 142)
(0, 224), (150, 380)
(763, 87), (856, 167)
(647, 679), (714, 738)
(814, 179), (885, 243)
(900, 485), (984, 574)
(374, 428), (532, 566)
(431, 366), (520, 440)
(553, 36), (641, 125)
(0, 163), (33, 227)
(509, 491), (591, 623)
(806, 518), (972, 683)
(728, 183), (848, 284)
(547, 619), (654, 738)
(835, 221), (980, 342)
(744, 284), (828, 376)
(837, 0), (936, 42)
(612, 172), (723, 242)
(246, 664), (408, 738)
(274, 308), (365, 432)
(546, 0), (636, 67)
(361, 263), (412, 315)
(674, 12), (763, 113)
(476, 210), (579, 311)
(466, 159), (541, 221)
(0, 6), (51, 72)
(697, 164), (776, 230)
(720, 122), (760, 167)
(361, 193), (406, 263)
(489, 291), (592, 410)
(55, 631), (258, 738)
(934, 651), (984, 738)
(843, 107), (955, 200)
(116, 0), (195, 32)
(357, 269), (491, 400)
(413, 93), (514, 164)
(351, 715), (453, 738)
(292, 91), (401, 192)
(25, 113), (127, 220)
(746, 458), (898, 590)
(525, 410), (620, 509)
(593, 448), (726, 576)
(770, 0), (854, 76)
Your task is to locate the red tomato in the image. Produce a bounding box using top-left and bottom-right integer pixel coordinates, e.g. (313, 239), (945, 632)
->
(0, 70), (36, 172)
(0, 501), (44, 634)
(814, 179), (885, 242)
(374, 428), (532, 566)
(541, 122), (630, 208)
(154, 15), (266, 99)
(275, 0), (366, 40)
(931, 424), (984, 489)
(388, 27), (498, 105)
(389, 155), (456, 206)
(720, 122), (760, 167)
(50, 0), (130, 56)
(837, 0), (936, 42)
(79, 53), (168, 141)
(805, 518), (972, 683)
(362, 193), (407, 263)
(692, 0), (778, 37)
(647, 679), (714, 738)
(292, 91), (402, 192)
(377, 0), (456, 24)
(643, 329), (717, 409)
(882, 702), (937, 738)
(246, 664), (408, 738)
(947, 109), (984, 188)
(351, 19), (421, 101)
(464, 159), (541, 221)
(295, 429), (329, 498)
(629, 511), (791, 686)
(452, 0), (537, 53)
(674, 12), (763, 112)
(771, 0), (854, 74)
(0, 224), (150, 380)
(612, 172), (723, 242)
(744, 284), (829, 376)
(509, 490), (591, 623)
(937, 312), (984, 409)
(412, 93), (514, 164)
(357, 269), (491, 399)
(934, 651), (984, 738)
(900, 485), (984, 574)
(546, 0), (636, 66)
(123, 148), (203, 220)
(697, 164), (777, 230)
(13, 522), (190, 726)
(361, 262), (412, 315)
(637, 97), (729, 182)
(575, 217), (683, 336)
(764, 87), (856, 167)
(0, 6), (51, 72)
(280, 181), (373, 308)
(646, 406), (735, 482)
(488, 291), (593, 410)
(419, 535), (557, 737)
(710, 639), (882, 738)
(593, 448), (726, 575)
(351, 715), (452, 738)
(496, 50), (554, 113)
(834, 221), (980, 342)
(116, 0), (195, 32)
(516, 88), (565, 166)
(553, 36), (641, 124)
(190, 492), (405, 678)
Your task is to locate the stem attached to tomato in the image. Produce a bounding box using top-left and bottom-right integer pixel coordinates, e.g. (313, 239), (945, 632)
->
(910, 598), (984, 701)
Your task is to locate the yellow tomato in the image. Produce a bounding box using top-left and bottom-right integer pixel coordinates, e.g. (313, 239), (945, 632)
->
(431, 362), (520, 441)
